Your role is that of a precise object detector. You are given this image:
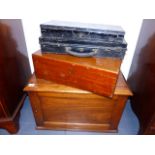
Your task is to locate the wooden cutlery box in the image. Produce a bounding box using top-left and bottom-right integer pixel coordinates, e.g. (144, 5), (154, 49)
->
(32, 51), (122, 97)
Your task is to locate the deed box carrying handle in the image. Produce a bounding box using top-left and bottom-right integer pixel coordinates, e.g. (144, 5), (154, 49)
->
(65, 46), (98, 57)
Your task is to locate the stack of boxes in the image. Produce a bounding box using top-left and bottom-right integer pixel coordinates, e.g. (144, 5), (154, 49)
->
(24, 21), (132, 132)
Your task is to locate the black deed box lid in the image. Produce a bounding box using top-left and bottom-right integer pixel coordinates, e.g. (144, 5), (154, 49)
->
(40, 20), (125, 36)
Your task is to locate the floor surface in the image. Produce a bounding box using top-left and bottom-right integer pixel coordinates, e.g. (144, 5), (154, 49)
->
(0, 97), (139, 135)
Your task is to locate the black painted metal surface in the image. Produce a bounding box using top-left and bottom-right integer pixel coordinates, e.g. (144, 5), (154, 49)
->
(39, 20), (127, 58)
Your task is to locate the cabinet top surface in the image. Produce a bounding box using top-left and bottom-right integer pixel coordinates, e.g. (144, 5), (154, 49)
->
(33, 51), (122, 74)
(24, 72), (132, 96)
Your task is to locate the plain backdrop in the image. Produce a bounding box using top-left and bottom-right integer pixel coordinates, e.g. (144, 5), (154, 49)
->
(0, 1), (155, 155)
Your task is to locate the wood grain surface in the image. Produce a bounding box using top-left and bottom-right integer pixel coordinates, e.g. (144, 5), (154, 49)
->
(25, 72), (132, 132)
(32, 50), (122, 97)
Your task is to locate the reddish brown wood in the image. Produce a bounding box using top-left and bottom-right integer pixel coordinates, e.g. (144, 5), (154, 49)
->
(110, 96), (128, 130)
(128, 23), (155, 134)
(24, 73), (132, 132)
(0, 20), (31, 134)
(28, 92), (44, 127)
(0, 121), (19, 134)
(32, 51), (122, 97)
(0, 101), (7, 118)
(0, 94), (26, 134)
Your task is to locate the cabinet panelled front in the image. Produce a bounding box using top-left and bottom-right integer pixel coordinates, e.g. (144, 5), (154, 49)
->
(25, 73), (132, 132)
(127, 20), (155, 134)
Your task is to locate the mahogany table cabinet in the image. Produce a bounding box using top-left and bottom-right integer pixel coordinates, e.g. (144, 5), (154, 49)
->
(24, 73), (132, 132)
(0, 20), (31, 133)
(128, 20), (155, 134)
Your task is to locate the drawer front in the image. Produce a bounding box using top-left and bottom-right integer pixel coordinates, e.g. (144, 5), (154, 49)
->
(28, 92), (128, 132)
(37, 92), (115, 124)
